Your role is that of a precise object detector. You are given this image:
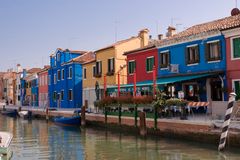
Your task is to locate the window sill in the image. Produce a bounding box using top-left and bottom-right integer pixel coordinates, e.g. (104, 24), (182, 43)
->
(187, 63), (199, 66)
(231, 57), (240, 61)
(146, 71), (153, 73)
(160, 67), (169, 70)
(207, 60), (221, 63)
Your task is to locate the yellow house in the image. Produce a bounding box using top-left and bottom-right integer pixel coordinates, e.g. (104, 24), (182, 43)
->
(82, 59), (96, 110)
(82, 29), (149, 110)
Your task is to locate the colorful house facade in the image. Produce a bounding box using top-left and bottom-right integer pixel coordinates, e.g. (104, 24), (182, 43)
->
(38, 66), (50, 108)
(24, 72), (39, 106)
(156, 13), (240, 102)
(223, 24), (240, 100)
(20, 68), (41, 106)
(82, 54), (96, 110)
(48, 48), (88, 108)
(82, 29), (149, 110)
(123, 44), (158, 95)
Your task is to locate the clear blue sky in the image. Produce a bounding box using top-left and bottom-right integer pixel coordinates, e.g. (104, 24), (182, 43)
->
(0, 0), (237, 71)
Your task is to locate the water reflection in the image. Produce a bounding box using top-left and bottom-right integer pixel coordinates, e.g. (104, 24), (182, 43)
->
(0, 115), (240, 160)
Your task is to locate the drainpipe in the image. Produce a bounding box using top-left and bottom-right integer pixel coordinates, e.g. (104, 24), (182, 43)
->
(218, 75), (224, 101)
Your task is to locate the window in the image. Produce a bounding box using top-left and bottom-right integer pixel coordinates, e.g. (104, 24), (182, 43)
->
(232, 37), (240, 59)
(96, 61), (102, 77)
(107, 58), (115, 75)
(48, 75), (51, 85)
(146, 57), (154, 72)
(92, 66), (96, 77)
(83, 68), (87, 79)
(54, 74), (57, 84)
(54, 56), (56, 66)
(160, 51), (170, 68)
(61, 69), (65, 80)
(186, 45), (199, 64)
(53, 91), (57, 101)
(57, 53), (60, 61)
(68, 89), (73, 101)
(61, 90), (64, 101)
(205, 41), (221, 61)
(57, 70), (61, 81)
(68, 67), (73, 79)
(128, 60), (136, 74)
(233, 80), (240, 100)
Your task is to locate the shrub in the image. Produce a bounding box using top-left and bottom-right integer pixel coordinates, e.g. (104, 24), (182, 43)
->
(133, 96), (153, 104)
(165, 98), (188, 107)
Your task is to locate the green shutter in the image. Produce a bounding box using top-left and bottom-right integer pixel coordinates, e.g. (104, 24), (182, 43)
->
(233, 38), (240, 58)
(235, 81), (240, 100)
(133, 61), (136, 73)
(146, 58), (149, 72)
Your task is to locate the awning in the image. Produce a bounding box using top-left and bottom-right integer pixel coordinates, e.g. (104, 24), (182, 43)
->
(107, 73), (214, 89)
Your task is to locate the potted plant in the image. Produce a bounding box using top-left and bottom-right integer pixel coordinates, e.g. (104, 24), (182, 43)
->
(166, 98), (188, 120)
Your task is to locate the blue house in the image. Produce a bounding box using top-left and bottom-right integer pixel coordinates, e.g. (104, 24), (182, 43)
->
(48, 48), (89, 108)
(31, 77), (39, 106)
(156, 25), (227, 102)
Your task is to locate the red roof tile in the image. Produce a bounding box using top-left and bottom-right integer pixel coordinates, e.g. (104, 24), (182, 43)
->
(157, 14), (240, 46)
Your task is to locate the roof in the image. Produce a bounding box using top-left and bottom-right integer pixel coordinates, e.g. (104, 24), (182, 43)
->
(95, 36), (138, 53)
(50, 48), (87, 57)
(123, 44), (156, 55)
(27, 68), (42, 74)
(156, 13), (240, 47)
(82, 59), (96, 65)
(38, 66), (50, 74)
(71, 52), (95, 64)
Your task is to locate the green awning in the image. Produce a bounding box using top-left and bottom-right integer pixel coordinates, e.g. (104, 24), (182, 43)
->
(107, 73), (214, 89)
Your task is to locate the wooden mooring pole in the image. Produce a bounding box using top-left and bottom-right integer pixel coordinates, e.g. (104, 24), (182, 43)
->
(218, 92), (236, 151)
(139, 111), (147, 137)
(81, 106), (86, 127)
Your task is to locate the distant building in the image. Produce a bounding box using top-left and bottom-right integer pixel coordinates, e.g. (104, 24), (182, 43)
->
(21, 68), (41, 106)
(3, 71), (16, 104)
(38, 66), (50, 108)
(15, 64), (23, 106)
(0, 72), (5, 100)
(48, 48), (89, 108)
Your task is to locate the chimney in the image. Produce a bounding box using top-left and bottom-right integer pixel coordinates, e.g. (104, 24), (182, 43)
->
(166, 26), (176, 37)
(231, 8), (240, 16)
(158, 34), (164, 40)
(139, 28), (149, 47)
(16, 64), (22, 73)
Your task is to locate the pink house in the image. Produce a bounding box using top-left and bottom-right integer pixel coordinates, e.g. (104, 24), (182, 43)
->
(38, 66), (49, 107)
(223, 26), (240, 100)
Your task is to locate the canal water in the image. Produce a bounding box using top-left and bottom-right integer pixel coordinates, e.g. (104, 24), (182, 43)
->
(0, 115), (240, 160)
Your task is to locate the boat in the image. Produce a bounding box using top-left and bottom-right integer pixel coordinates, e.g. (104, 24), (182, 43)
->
(54, 110), (81, 125)
(18, 110), (32, 119)
(1, 110), (18, 117)
(0, 132), (13, 158)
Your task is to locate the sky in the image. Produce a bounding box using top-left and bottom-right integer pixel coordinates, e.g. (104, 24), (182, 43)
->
(0, 0), (238, 71)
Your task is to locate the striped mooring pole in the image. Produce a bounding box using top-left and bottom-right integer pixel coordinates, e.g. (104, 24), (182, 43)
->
(218, 92), (237, 151)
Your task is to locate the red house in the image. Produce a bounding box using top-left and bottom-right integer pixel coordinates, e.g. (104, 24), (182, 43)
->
(124, 44), (158, 84)
(38, 66), (50, 108)
(223, 26), (240, 100)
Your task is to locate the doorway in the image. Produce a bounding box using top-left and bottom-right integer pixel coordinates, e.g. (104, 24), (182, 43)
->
(210, 79), (223, 101)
